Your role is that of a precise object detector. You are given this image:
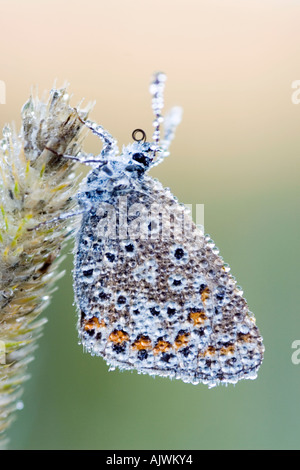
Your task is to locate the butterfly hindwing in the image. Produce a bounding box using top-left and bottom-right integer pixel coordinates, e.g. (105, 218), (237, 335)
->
(74, 175), (264, 387)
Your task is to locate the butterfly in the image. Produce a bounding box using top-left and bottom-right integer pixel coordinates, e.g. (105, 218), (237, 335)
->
(61, 72), (264, 387)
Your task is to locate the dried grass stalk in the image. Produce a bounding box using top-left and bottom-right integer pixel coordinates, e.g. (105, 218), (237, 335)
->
(0, 87), (90, 448)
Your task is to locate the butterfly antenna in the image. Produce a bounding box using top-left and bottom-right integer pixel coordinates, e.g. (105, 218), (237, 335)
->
(149, 72), (182, 166)
(160, 106), (182, 157)
(149, 72), (167, 157)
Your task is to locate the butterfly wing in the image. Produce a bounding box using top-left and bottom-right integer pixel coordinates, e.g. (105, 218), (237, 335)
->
(74, 175), (264, 387)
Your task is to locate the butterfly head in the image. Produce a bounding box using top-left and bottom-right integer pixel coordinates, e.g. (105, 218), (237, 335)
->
(122, 129), (161, 175)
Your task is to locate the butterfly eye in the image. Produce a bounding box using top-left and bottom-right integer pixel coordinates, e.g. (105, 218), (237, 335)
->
(132, 153), (151, 167)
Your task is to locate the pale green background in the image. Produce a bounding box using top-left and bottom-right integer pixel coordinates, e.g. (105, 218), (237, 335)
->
(0, 0), (299, 450)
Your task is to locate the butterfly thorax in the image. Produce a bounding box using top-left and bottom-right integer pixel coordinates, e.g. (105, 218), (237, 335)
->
(77, 141), (157, 207)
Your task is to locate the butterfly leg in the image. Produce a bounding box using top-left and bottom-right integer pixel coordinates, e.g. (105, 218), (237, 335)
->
(44, 145), (108, 166)
(27, 208), (85, 232)
(74, 109), (119, 160)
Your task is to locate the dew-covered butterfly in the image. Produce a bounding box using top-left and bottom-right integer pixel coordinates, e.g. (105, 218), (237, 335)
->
(53, 73), (264, 387)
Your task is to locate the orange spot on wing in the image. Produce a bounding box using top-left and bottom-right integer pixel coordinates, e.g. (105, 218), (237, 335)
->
(153, 340), (172, 355)
(132, 335), (152, 350)
(238, 333), (252, 343)
(220, 344), (235, 355)
(188, 311), (207, 326)
(174, 332), (190, 350)
(201, 287), (210, 304)
(109, 329), (129, 344)
(84, 316), (104, 332)
(199, 345), (216, 357)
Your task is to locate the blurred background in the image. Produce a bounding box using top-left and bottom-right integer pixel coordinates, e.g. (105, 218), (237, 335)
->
(1, 0), (299, 450)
